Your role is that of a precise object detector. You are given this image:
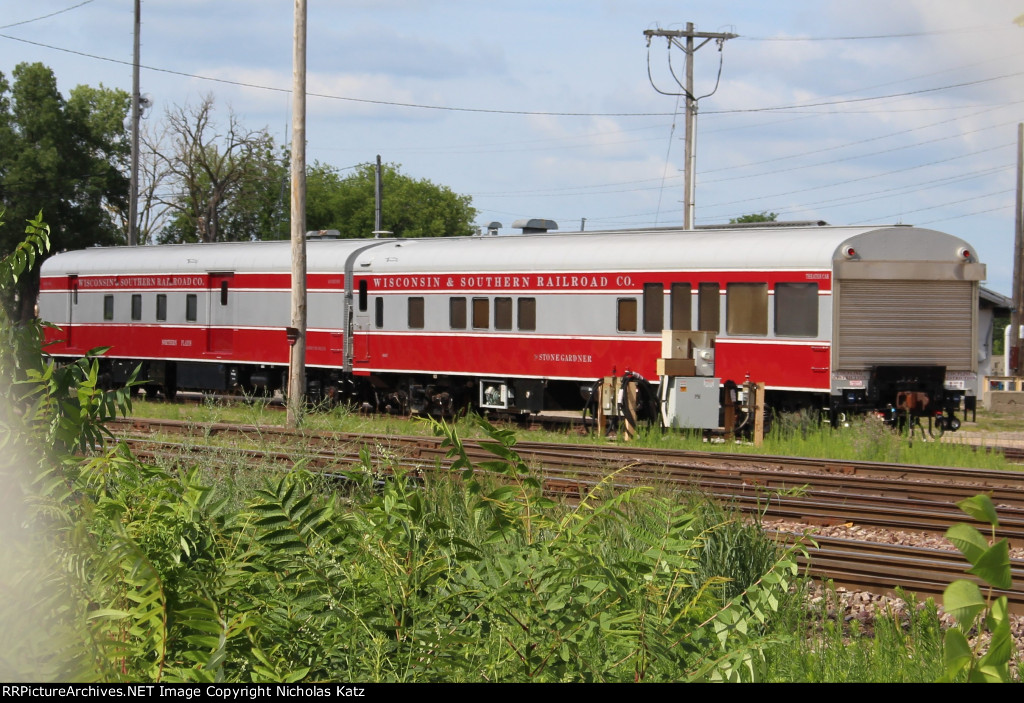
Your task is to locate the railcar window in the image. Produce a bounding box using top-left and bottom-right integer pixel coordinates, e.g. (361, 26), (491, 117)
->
(472, 298), (489, 329)
(73, 286), (78, 305)
(103, 295), (114, 321)
(698, 283), (720, 333)
(408, 297), (425, 329)
(156, 294), (168, 322)
(359, 280), (367, 311)
(643, 283), (664, 333)
(617, 298), (637, 332)
(775, 282), (818, 337)
(450, 297), (467, 329)
(375, 297), (384, 328)
(518, 298), (536, 331)
(186, 294), (198, 322)
(495, 297), (513, 330)
(220, 281), (228, 306)
(671, 283), (692, 330)
(726, 283), (768, 336)
(131, 294), (142, 321)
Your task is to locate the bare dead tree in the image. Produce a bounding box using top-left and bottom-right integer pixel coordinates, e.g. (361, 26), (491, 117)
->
(131, 120), (175, 244)
(152, 94), (275, 243)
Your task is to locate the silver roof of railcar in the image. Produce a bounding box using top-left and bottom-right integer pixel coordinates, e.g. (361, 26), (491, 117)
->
(40, 225), (979, 276)
(362, 225), (979, 273)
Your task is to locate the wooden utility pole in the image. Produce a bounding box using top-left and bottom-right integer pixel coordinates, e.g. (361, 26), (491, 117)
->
(374, 154), (383, 233)
(128, 0), (141, 246)
(643, 24), (737, 230)
(287, 0), (307, 428)
(1011, 123), (1024, 375)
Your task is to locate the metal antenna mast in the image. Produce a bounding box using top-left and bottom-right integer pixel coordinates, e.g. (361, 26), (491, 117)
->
(643, 23), (737, 229)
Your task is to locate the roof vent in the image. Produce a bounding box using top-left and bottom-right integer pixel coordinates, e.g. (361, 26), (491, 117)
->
(306, 229), (341, 240)
(511, 218), (559, 234)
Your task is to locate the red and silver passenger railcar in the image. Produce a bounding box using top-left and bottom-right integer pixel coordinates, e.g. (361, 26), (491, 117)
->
(37, 224), (984, 423)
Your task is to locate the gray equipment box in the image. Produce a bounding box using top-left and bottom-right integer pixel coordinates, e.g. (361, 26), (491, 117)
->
(664, 376), (721, 429)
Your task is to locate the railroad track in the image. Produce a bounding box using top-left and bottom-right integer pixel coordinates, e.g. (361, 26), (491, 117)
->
(779, 533), (1024, 613)
(110, 417), (1024, 614)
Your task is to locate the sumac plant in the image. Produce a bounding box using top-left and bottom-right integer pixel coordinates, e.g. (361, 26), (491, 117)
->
(940, 494), (1015, 683)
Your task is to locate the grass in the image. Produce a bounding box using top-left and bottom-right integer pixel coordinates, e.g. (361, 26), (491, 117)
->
(128, 396), (1022, 472)
(764, 585), (950, 683)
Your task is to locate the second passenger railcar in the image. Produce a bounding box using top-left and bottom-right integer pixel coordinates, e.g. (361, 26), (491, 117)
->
(37, 223), (984, 425)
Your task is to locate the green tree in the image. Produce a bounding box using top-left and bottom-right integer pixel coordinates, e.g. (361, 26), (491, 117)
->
(729, 211), (778, 224)
(0, 63), (129, 320)
(306, 161), (477, 238)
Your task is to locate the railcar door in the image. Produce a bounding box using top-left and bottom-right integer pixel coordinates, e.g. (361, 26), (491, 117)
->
(352, 278), (371, 362)
(66, 275), (77, 350)
(208, 272), (235, 355)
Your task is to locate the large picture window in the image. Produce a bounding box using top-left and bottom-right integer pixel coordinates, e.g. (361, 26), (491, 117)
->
(775, 282), (818, 337)
(726, 283), (767, 336)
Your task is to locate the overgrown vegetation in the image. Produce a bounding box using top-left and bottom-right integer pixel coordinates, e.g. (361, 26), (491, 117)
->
(1, 214), (805, 682)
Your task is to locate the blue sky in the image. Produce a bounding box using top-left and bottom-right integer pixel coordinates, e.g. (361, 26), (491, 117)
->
(1, 0), (1023, 294)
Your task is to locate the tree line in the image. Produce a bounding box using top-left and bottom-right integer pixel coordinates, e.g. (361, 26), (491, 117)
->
(0, 63), (476, 249)
(0, 62), (476, 318)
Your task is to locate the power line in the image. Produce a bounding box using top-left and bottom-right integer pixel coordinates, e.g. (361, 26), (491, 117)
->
(317, 124), (671, 155)
(848, 188), (1014, 224)
(741, 25), (1007, 41)
(700, 142), (1014, 209)
(3, 31), (1021, 119)
(0, 32), (673, 118)
(917, 203), (1013, 225)
(701, 70), (1024, 115)
(754, 164), (1013, 218)
(700, 117), (1024, 184)
(473, 123), (1014, 200)
(714, 165), (1014, 223)
(0, 0), (94, 30)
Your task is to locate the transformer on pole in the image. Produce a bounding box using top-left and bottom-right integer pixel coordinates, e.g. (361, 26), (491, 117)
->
(643, 24), (737, 230)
